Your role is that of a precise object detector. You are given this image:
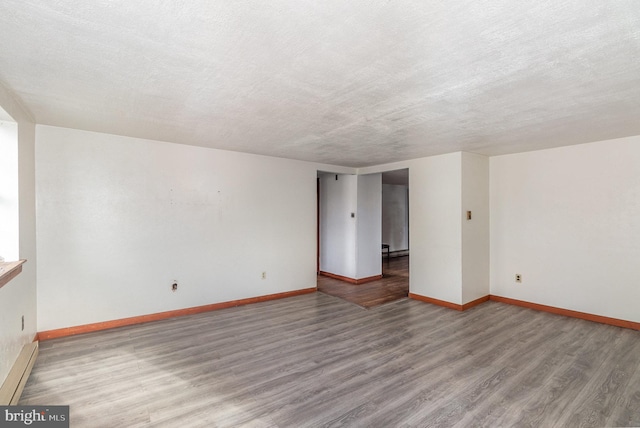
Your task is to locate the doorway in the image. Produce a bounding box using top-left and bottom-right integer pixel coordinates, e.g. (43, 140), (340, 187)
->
(381, 168), (409, 273)
(316, 169), (409, 308)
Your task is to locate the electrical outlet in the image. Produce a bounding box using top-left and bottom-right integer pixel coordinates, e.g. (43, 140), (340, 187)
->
(262, 272), (267, 280)
(515, 274), (522, 283)
(172, 281), (178, 291)
(21, 315), (24, 331)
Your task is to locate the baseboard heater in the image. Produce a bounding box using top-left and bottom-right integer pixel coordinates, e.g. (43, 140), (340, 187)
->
(0, 342), (38, 405)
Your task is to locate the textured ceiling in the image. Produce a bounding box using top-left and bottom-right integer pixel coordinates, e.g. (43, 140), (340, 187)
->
(1, 1), (639, 167)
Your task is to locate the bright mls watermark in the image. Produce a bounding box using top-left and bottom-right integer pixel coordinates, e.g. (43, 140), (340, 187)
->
(0, 406), (68, 427)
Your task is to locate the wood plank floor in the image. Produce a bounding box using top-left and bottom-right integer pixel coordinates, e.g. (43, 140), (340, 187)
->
(318, 255), (409, 308)
(21, 293), (640, 427)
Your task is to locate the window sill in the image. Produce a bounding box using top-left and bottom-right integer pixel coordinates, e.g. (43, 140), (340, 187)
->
(0, 260), (26, 289)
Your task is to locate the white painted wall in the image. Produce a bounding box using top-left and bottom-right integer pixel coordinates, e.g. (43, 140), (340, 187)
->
(319, 173), (382, 280)
(356, 174), (382, 279)
(491, 137), (640, 323)
(36, 125), (318, 331)
(361, 152), (490, 306)
(0, 85), (37, 387)
(461, 152), (490, 304)
(0, 120), (19, 261)
(382, 184), (409, 252)
(408, 153), (463, 304)
(319, 173), (357, 278)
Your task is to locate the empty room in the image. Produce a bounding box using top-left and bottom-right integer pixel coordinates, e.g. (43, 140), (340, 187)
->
(1, 1), (639, 427)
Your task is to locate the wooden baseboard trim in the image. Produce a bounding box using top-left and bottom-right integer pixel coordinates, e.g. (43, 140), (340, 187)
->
(408, 293), (638, 330)
(0, 342), (38, 405)
(409, 293), (464, 310)
(489, 295), (640, 331)
(319, 271), (383, 285)
(409, 293), (490, 311)
(462, 295), (490, 310)
(38, 288), (317, 341)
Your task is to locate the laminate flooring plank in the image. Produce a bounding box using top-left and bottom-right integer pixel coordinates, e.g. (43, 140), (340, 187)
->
(445, 324), (572, 427)
(606, 354), (640, 428)
(283, 306), (546, 426)
(454, 319), (597, 427)
(145, 384), (264, 427)
(20, 292), (640, 427)
(555, 327), (640, 427)
(348, 310), (544, 426)
(505, 322), (623, 427)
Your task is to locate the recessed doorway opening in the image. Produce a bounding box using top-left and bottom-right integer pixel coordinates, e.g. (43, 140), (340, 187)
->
(317, 169), (409, 308)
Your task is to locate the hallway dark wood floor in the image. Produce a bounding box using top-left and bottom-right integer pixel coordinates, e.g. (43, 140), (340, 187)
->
(317, 255), (409, 308)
